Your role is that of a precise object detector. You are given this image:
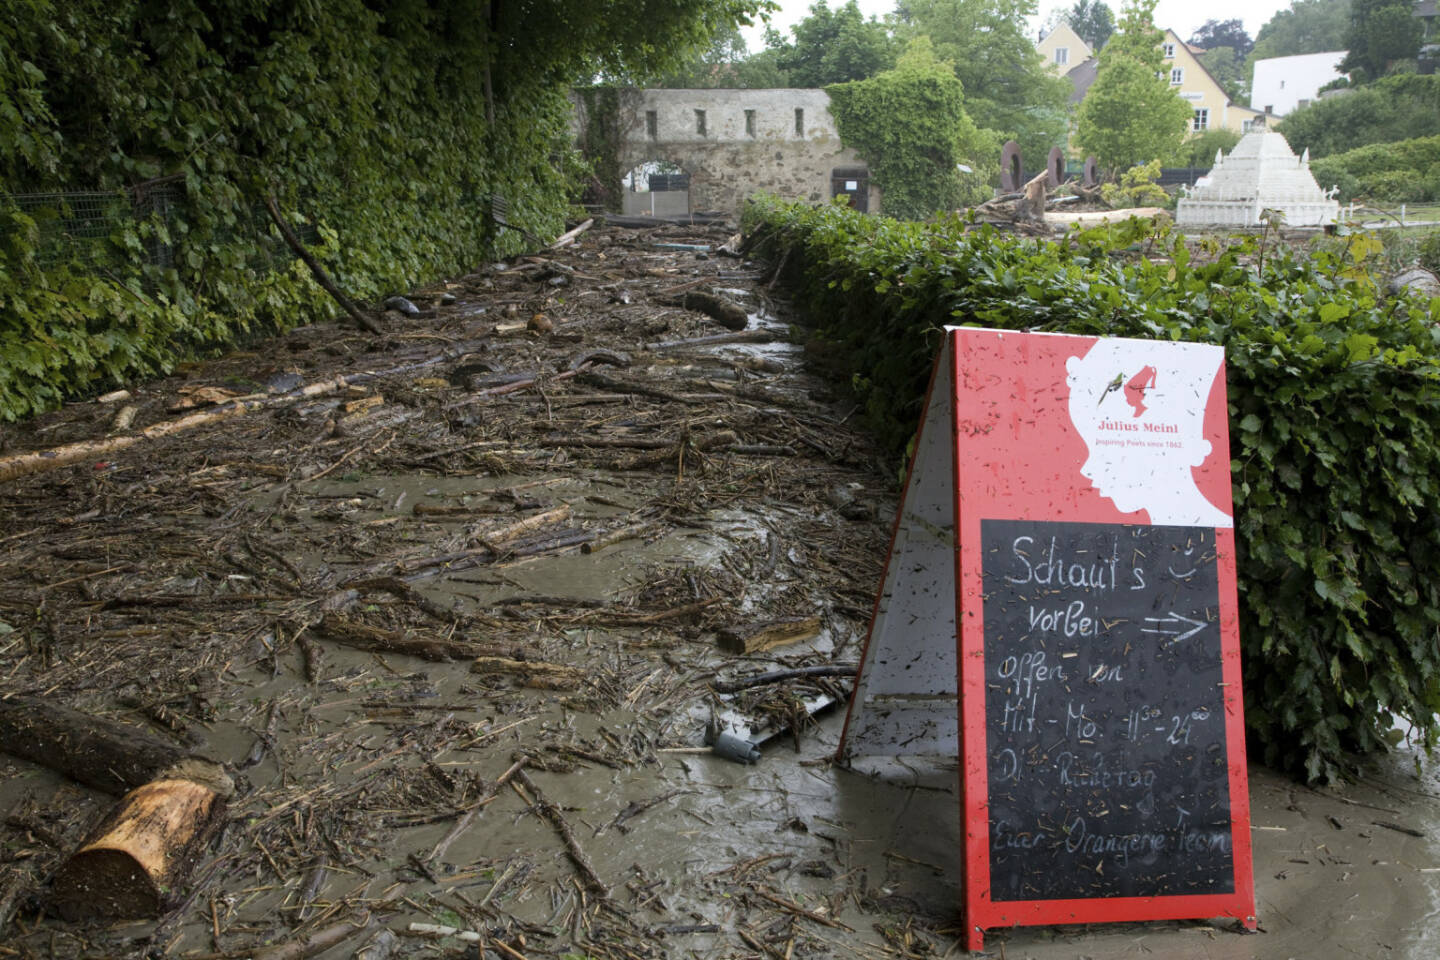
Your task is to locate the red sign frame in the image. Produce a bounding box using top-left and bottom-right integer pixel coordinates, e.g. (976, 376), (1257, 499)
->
(838, 327), (1256, 951)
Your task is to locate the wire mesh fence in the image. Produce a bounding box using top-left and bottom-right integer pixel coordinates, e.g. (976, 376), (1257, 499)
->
(4, 180), (319, 275)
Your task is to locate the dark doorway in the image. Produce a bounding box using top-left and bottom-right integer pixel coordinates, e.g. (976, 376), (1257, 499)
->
(831, 166), (869, 213)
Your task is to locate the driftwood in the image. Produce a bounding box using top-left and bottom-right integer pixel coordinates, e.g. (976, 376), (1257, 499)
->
(662, 290), (749, 331)
(0, 696), (221, 796)
(316, 615), (514, 662)
(548, 218), (594, 250)
(471, 656), (584, 690)
(712, 663), (857, 694)
(717, 616), (822, 655)
(581, 522), (650, 555)
(644, 329), (774, 352)
(512, 769), (608, 895)
(264, 195), (382, 335)
(0, 340), (489, 484)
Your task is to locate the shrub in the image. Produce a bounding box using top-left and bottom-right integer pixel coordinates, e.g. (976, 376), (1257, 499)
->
(1100, 160), (1171, 208)
(1278, 74), (1440, 157)
(743, 196), (1440, 783)
(1309, 134), (1440, 202)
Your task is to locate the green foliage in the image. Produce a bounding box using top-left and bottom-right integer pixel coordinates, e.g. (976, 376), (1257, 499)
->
(1250, 0), (1352, 62)
(1277, 75), (1440, 157)
(826, 39), (994, 219)
(0, 0), (767, 419)
(744, 195), (1440, 784)
(1168, 128), (1243, 167)
(1069, 0), (1117, 50)
(1418, 230), (1440, 274)
(770, 1), (899, 87)
(1076, 0), (1193, 172)
(1340, 0), (1422, 82)
(1190, 18), (1254, 57)
(1309, 134), (1440, 201)
(1099, 159), (1170, 207)
(1198, 46), (1249, 103)
(896, 0), (1072, 175)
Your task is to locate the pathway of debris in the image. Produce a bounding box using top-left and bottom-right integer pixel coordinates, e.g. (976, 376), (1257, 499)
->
(3, 219), (1439, 960)
(0, 220), (936, 959)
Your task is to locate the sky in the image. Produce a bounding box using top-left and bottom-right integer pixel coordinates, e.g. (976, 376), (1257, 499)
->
(739, 0), (1296, 52)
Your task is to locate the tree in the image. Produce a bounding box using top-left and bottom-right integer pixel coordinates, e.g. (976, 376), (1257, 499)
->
(1189, 19), (1253, 57)
(826, 37), (994, 217)
(654, 24), (751, 87)
(1075, 0), (1192, 171)
(771, 1), (898, 87)
(1199, 47), (1248, 102)
(1276, 73), (1440, 155)
(1249, 0), (1351, 63)
(1340, 0), (1422, 82)
(1070, 0), (1116, 50)
(895, 0), (1071, 176)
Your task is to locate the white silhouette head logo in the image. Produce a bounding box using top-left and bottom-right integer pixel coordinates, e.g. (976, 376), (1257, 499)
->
(1065, 339), (1232, 527)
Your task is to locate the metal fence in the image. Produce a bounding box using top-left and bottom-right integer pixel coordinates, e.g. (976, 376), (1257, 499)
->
(5, 180), (318, 274)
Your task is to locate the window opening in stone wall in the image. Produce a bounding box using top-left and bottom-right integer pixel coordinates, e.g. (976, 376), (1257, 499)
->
(646, 111), (657, 139)
(794, 108), (804, 136)
(695, 109), (706, 136)
(745, 109), (756, 137)
(1193, 108), (1209, 132)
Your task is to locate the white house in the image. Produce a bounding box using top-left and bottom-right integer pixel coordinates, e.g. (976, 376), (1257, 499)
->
(1250, 51), (1348, 117)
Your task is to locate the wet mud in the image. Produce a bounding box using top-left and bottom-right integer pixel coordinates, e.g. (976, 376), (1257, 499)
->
(0, 220), (1436, 958)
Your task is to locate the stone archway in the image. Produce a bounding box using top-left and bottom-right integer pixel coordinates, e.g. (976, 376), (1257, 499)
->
(622, 159), (692, 217)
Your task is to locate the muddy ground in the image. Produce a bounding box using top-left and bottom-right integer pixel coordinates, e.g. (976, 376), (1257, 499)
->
(0, 219), (1437, 959)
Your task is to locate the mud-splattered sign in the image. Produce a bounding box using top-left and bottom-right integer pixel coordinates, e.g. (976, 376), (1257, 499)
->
(837, 328), (1256, 950)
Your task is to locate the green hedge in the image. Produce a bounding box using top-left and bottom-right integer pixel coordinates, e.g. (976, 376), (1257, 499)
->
(1309, 135), (1440, 202)
(744, 197), (1440, 783)
(0, 0), (760, 420)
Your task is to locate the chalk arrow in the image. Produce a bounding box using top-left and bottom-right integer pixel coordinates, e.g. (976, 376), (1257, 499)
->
(1140, 612), (1207, 645)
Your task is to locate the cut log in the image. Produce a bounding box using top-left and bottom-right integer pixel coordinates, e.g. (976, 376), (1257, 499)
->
(480, 504), (572, 549)
(0, 696), (223, 796)
(49, 774), (226, 921)
(548, 218), (594, 250)
(471, 656), (584, 690)
(581, 522), (650, 555)
(644, 329), (775, 352)
(717, 616), (823, 655)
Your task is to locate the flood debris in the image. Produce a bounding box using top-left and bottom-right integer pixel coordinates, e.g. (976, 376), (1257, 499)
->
(0, 216), (946, 958)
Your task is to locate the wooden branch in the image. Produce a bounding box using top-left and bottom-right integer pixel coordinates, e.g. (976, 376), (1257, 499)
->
(316, 615), (515, 662)
(264, 194), (382, 335)
(513, 769), (608, 895)
(712, 664), (857, 694)
(548, 218), (594, 250)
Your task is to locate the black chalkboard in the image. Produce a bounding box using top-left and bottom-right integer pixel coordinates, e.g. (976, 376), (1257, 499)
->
(981, 519), (1234, 902)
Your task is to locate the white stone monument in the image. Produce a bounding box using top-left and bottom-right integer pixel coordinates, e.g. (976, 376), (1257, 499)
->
(1176, 128), (1339, 228)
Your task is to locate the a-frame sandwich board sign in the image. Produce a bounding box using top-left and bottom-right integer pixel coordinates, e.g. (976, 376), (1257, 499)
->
(837, 327), (1256, 952)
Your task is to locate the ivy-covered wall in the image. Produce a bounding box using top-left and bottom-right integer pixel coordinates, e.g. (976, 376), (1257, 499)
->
(0, 0), (763, 420)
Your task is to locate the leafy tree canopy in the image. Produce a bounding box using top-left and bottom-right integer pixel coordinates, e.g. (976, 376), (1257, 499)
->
(1250, 0), (1351, 63)
(1340, 0), (1422, 81)
(769, 1), (899, 87)
(1075, 0), (1192, 171)
(1189, 18), (1253, 57)
(1070, 0), (1117, 50)
(826, 37), (994, 218)
(895, 0), (1071, 173)
(1168, 126), (1242, 166)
